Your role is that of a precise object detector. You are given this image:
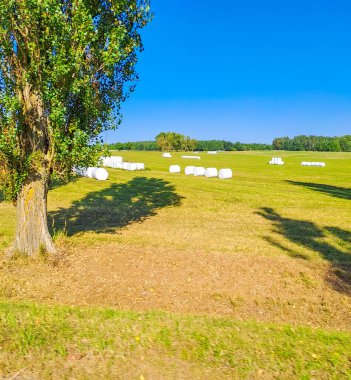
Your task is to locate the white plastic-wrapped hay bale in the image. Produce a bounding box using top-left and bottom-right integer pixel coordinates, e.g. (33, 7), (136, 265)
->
(75, 167), (108, 181)
(135, 163), (145, 170)
(127, 163), (137, 171)
(270, 157), (284, 165)
(73, 166), (86, 176)
(302, 161), (325, 167)
(185, 166), (195, 175)
(122, 162), (130, 170)
(86, 167), (95, 178)
(205, 168), (218, 178)
(181, 155), (201, 159)
(193, 167), (205, 176)
(101, 156), (123, 167)
(207, 151), (217, 154)
(218, 168), (232, 179)
(162, 152), (172, 158)
(169, 165), (181, 173)
(91, 168), (109, 181)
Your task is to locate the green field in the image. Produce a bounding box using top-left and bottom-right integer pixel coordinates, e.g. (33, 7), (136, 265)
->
(1, 150), (351, 379)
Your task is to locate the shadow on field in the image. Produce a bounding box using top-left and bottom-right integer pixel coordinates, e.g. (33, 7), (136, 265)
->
(257, 207), (351, 295)
(49, 177), (183, 236)
(287, 181), (351, 200)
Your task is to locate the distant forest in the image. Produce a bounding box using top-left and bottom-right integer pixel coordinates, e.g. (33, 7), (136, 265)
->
(108, 134), (351, 152)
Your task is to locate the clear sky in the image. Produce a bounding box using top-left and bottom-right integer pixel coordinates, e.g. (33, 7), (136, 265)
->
(103, 0), (351, 144)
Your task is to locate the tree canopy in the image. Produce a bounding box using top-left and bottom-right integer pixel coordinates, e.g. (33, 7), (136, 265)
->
(0, 0), (151, 256)
(155, 132), (197, 152)
(0, 0), (151, 201)
(272, 135), (351, 152)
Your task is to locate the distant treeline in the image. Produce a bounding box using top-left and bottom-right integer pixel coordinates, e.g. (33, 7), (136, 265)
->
(273, 135), (351, 152)
(109, 141), (159, 151)
(108, 134), (351, 152)
(108, 139), (273, 151)
(196, 140), (273, 151)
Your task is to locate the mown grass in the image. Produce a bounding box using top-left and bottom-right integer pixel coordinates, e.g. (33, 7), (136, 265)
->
(1, 151), (351, 259)
(1, 300), (351, 379)
(1, 150), (351, 378)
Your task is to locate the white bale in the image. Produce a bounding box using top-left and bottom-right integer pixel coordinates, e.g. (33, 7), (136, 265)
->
(205, 168), (218, 177)
(73, 166), (86, 176)
(135, 163), (145, 170)
(76, 167), (108, 181)
(207, 151), (217, 154)
(122, 162), (130, 170)
(92, 168), (109, 181)
(101, 156), (123, 167)
(127, 163), (137, 171)
(86, 167), (94, 178)
(193, 167), (206, 176)
(271, 157), (283, 165)
(184, 166), (195, 175)
(302, 162), (325, 167)
(116, 162), (123, 169)
(162, 152), (172, 158)
(169, 165), (181, 173)
(182, 155), (201, 159)
(218, 168), (232, 179)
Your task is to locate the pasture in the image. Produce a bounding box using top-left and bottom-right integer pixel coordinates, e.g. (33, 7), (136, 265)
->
(1, 150), (351, 379)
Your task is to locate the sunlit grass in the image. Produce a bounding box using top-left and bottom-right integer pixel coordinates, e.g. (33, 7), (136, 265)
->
(1, 301), (351, 379)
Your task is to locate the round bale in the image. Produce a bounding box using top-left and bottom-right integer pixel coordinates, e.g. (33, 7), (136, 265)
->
(218, 168), (232, 179)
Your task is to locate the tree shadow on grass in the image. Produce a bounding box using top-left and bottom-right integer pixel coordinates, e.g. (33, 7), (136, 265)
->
(287, 181), (351, 200)
(257, 207), (351, 295)
(49, 177), (183, 236)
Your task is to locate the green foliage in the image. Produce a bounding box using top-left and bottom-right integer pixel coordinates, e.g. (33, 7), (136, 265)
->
(155, 132), (197, 151)
(0, 0), (152, 201)
(195, 140), (273, 151)
(273, 135), (349, 152)
(108, 140), (159, 151)
(108, 139), (274, 152)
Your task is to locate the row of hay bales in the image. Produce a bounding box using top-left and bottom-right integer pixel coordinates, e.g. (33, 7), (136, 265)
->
(170, 165), (232, 179)
(269, 157), (326, 167)
(301, 162), (326, 167)
(101, 156), (145, 171)
(73, 167), (109, 181)
(181, 155), (201, 159)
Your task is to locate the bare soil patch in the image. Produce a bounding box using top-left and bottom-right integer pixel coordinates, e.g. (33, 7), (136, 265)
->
(2, 242), (351, 331)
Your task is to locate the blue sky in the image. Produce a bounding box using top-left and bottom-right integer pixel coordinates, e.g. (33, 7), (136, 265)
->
(103, 0), (351, 143)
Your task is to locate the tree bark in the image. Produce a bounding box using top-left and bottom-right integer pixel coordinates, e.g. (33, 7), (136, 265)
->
(10, 174), (56, 257)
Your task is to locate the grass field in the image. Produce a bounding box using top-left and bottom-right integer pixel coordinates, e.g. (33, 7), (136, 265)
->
(1, 150), (351, 379)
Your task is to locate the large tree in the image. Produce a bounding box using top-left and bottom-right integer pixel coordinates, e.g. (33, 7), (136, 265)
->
(0, 0), (151, 257)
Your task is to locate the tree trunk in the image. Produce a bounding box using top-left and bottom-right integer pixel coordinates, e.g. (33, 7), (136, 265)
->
(11, 174), (56, 257)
